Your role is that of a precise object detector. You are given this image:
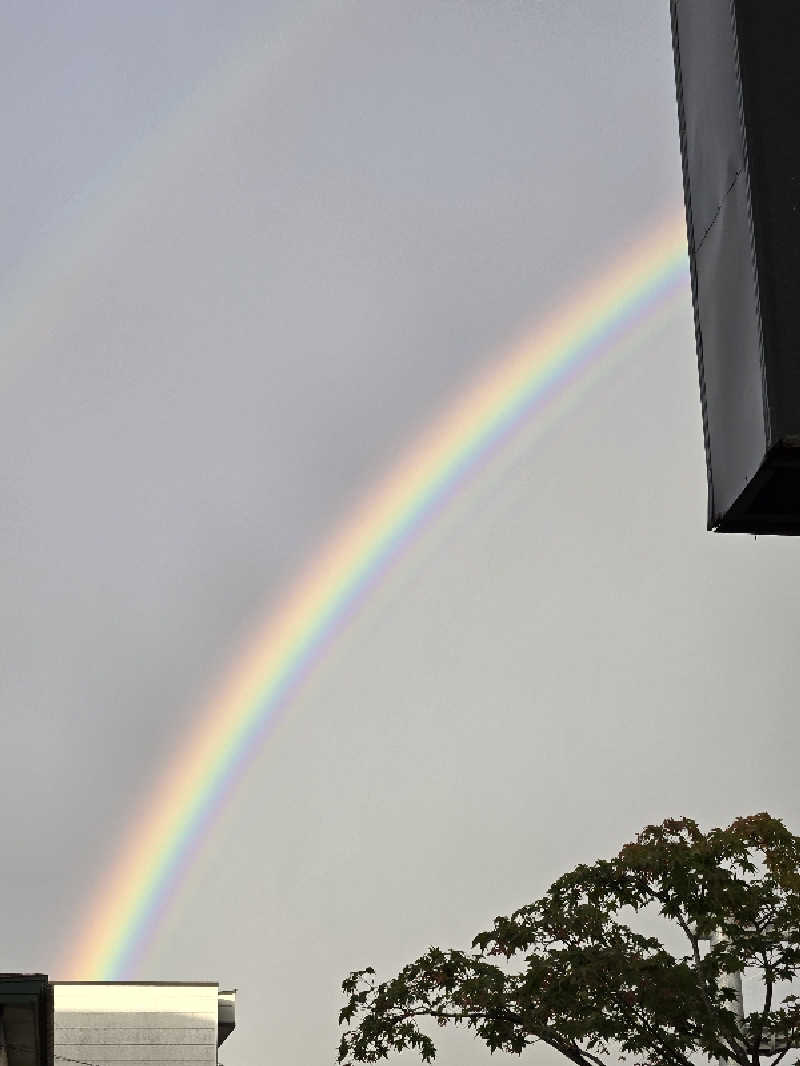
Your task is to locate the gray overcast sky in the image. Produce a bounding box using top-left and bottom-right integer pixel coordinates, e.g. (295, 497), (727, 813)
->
(1, 2), (796, 1063)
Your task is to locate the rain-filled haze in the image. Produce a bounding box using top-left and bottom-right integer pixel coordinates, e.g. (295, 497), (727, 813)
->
(2, 2), (796, 1063)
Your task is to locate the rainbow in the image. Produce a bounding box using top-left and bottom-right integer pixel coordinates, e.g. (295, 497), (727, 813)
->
(60, 213), (689, 979)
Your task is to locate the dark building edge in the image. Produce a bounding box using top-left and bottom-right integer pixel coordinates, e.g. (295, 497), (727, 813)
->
(669, 0), (714, 527)
(715, 443), (800, 534)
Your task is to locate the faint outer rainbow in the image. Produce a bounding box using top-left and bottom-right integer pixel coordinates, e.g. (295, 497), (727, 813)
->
(61, 213), (688, 979)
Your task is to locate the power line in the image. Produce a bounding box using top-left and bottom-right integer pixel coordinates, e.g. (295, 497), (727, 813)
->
(1, 1043), (159, 1066)
(56, 1056), (110, 1066)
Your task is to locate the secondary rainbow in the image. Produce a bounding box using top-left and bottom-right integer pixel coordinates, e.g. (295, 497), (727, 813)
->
(61, 213), (689, 980)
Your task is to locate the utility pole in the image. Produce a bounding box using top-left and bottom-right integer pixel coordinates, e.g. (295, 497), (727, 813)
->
(698, 927), (790, 1064)
(695, 930), (744, 1066)
(707, 929), (745, 1027)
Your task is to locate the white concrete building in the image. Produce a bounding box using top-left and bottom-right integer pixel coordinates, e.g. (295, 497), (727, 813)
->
(51, 984), (235, 1066)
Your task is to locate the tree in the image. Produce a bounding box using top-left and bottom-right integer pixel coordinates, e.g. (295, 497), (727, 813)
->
(338, 814), (800, 1065)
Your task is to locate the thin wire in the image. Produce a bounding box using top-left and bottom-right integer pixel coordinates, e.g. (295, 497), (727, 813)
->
(55, 1056), (111, 1066)
(1, 1044), (185, 1066)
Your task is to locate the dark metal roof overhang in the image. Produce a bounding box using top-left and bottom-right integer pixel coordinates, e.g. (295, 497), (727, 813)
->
(671, 2), (800, 533)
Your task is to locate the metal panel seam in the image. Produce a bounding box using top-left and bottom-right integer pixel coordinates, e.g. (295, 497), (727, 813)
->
(694, 166), (744, 254)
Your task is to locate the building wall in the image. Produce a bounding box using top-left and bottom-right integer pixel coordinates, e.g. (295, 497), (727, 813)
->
(52, 985), (218, 1066)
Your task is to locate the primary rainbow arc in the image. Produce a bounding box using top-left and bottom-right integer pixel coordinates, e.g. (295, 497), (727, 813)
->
(61, 213), (689, 980)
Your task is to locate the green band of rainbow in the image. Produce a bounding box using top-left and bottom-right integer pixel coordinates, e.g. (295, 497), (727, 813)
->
(60, 214), (689, 979)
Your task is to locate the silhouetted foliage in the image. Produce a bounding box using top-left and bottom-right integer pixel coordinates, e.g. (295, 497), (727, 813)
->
(339, 814), (800, 1065)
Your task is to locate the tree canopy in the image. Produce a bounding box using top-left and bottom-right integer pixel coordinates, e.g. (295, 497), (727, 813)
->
(338, 814), (800, 1066)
